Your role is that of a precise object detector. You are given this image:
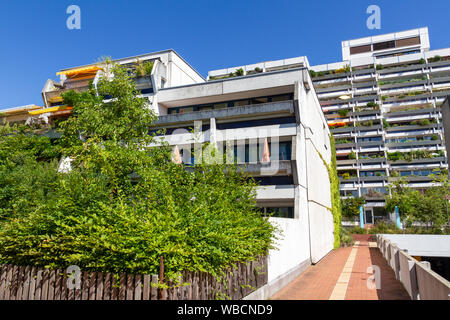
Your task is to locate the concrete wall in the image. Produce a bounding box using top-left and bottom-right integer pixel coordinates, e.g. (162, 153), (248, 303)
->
(168, 51), (205, 87)
(377, 234), (450, 300)
(298, 73), (334, 263)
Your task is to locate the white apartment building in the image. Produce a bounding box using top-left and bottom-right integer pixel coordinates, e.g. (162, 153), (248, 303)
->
(35, 50), (336, 299)
(310, 27), (450, 224)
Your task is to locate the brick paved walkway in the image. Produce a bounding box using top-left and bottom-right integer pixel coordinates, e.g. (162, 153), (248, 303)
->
(271, 239), (410, 300)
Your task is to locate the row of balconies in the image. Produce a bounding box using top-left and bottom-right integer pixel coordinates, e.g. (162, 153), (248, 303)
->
(312, 59), (450, 83)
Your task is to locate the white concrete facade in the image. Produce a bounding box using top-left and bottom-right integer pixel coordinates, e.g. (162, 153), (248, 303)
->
(153, 66), (335, 289)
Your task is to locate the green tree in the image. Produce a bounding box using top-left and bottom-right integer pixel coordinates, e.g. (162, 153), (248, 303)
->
(0, 59), (278, 279)
(385, 175), (449, 230)
(341, 197), (365, 218)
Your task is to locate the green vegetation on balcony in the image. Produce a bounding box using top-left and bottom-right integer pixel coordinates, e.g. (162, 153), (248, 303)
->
(355, 120), (375, 127)
(384, 90), (429, 100)
(387, 103), (433, 113)
(428, 55), (442, 63)
(348, 151), (356, 160)
(340, 172), (357, 180)
(335, 138), (352, 144)
(410, 118), (432, 126)
(310, 65), (351, 78)
(378, 75), (427, 86)
(133, 59), (154, 77)
(387, 149), (444, 162)
(388, 118), (437, 128)
(209, 67), (245, 81)
(355, 102), (379, 112)
(337, 109), (349, 117)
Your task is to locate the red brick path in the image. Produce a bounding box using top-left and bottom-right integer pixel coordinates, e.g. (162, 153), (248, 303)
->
(271, 239), (410, 300)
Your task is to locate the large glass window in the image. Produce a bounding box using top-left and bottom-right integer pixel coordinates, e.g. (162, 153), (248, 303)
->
(263, 207), (294, 219)
(373, 40), (395, 51)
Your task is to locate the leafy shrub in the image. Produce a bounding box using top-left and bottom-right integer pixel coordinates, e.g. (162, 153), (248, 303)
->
(340, 227), (354, 247)
(367, 221), (400, 234)
(348, 226), (367, 234)
(337, 109), (349, 117)
(0, 60), (278, 280)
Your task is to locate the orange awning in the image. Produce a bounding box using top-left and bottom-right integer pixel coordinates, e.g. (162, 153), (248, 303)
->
(328, 121), (347, 127)
(56, 66), (102, 76)
(28, 106), (72, 115)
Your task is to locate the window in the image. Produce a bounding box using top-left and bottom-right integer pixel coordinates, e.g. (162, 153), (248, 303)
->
(213, 102), (227, 109)
(350, 44), (372, 55)
(261, 207), (294, 219)
(251, 97), (268, 104)
(395, 37), (420, 48)
(373, 40), (396, 51)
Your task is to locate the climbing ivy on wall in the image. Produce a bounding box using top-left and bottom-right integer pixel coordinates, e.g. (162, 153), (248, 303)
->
(315, 135), (342, 249)
(328, 135), (342, 249)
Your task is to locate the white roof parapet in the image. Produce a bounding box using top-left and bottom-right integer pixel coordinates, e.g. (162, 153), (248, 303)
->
(341, 27), (430, 61)
(208, 56), (310, 78)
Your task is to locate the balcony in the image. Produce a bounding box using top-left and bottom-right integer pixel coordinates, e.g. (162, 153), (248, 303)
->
(357, 141), (384, 147)
(238, 160), (293, 176)
(359, 175), (388, 182)
(154, 100), (295, 126)
(386, 139), (443, 148)
(44, 78), (91, 103)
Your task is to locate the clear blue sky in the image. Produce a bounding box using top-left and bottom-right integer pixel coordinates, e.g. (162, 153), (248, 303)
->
(0, 0), (449, 109)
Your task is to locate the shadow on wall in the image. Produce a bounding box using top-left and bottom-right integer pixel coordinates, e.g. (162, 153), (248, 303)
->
(368, 247), (410, 300)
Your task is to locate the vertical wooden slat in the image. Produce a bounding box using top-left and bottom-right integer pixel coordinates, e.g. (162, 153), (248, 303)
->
(4, 265), (12, 300)
(185, 272), (192, 300)
(142, 274), (150, 300)
(166, 279), (172, 300)
(34, 268), (43, 300)
(41, 269), (49, 300)
(74, 271), (82, 301)
(21, 266), (31, 300)
(15, 266), (24, 300)
(126, 274), (134, 300)
(150, 275), (158, 300)
(227, 270), (233, 300)
(263, 256), (268, 285)
(0, 265), (7, 300)
(8, 265), (18, 300)
(60, 269), (68, 300)
(47, 269), (56, 300)
(96, 272), (104, 300)
(67, 268), (75, 301)
(103, 273), (111, 300)
(134, 274), (142, 300)
(192, 272), (199, 300)
(28, 267), (37, 300)
(110, 274), (119, 300)
(81, 271), (89, 300)
(53, 269), (62, 300)
(197, 272), (202, 300)
(212, 274), (217, 301)
(88, 272), (97, 300)
(118, 273), (126, 300)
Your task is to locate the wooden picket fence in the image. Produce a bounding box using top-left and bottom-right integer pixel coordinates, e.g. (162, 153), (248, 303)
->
(0, 256), (267, 300)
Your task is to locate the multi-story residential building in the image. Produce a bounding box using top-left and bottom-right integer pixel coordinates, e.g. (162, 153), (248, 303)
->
(309, 27), (450, 224)
(0, 105), (42, 124)
(35, 51), (335, 299)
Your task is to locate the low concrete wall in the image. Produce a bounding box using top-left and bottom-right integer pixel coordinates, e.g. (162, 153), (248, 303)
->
(243, 258), (310, 300)
(376, 235), (450, 300)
